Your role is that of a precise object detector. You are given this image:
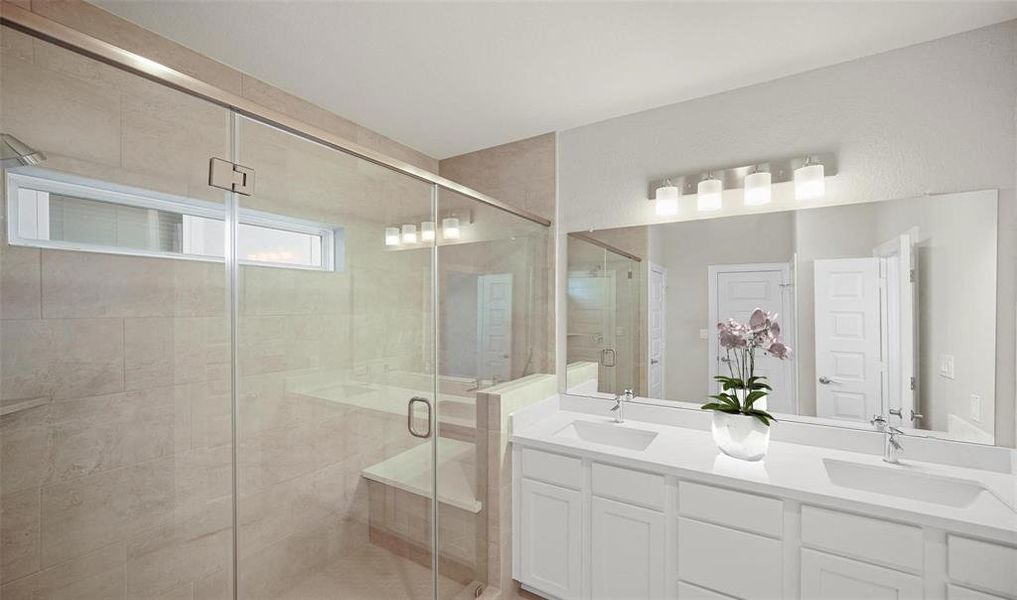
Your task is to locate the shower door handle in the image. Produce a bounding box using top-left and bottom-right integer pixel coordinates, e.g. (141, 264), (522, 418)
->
(407, 397), (432, 439)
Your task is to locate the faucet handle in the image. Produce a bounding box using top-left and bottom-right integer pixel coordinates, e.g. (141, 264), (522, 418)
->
(870, 415), (888, 431)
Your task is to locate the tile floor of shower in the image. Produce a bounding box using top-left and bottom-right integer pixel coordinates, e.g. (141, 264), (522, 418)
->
(279, 545), (465, 600)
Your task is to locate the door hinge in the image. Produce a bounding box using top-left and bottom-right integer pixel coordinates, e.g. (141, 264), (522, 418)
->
(209, 158), (255, 196)
(910, 376), (916, 391)
(909, 269), (916, 283)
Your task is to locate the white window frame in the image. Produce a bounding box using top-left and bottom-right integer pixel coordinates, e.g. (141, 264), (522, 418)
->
(5, 167), (341, 272)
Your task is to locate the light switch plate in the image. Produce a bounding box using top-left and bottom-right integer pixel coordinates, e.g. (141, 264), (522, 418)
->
(939, 354), (955, 379)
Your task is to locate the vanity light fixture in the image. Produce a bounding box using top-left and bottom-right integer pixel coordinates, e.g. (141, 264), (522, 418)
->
(654, 179), (679, 217)
(794, 158), (825, 200)
(649, 153), (835, 216)
(743, 168), (772, 206)
(401, 224), (417, 244)
(420, 221), (435, 242)
(385, 227), (400, 246)
(442, 217), (460, 240)
(697, 174), (723, 212)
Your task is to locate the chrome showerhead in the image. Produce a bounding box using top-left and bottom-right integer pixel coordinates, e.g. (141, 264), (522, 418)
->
(0, 134), (46, 168)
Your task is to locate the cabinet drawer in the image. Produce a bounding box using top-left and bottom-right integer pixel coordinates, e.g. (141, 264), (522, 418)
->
(678, 481), (782, 537)
(948, 536), (1017, 597)
(801, 549), (923, 599)
(677, 581), (738, 599)
(677, 517), (782, 599)
(520, 448), (583, 489)
(801, 506), (923, 573)
(592, 462), (665, 510)
(947, 584), (1009, 600)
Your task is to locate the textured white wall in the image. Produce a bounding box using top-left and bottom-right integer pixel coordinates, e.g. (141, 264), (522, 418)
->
(558, 20), (1017, 445)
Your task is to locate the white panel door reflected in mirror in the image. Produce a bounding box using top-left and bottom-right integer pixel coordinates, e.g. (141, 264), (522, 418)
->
(566, 190), (998, 445)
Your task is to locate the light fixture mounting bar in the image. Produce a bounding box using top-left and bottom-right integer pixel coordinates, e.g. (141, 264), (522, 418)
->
(647, 153), (837, 198)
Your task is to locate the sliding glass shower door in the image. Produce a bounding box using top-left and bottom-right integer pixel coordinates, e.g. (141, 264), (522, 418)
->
(232, 115), (438, 599)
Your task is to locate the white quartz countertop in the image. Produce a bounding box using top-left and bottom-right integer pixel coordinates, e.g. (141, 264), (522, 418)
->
(512, 410), (1017, 544)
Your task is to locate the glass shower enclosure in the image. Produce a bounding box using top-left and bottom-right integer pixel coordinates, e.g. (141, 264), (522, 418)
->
(566, 233), (643, 396)
(0, 22), (551, 600)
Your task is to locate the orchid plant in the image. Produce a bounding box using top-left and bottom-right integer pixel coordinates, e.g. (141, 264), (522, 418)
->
(701, 308), (792, 426)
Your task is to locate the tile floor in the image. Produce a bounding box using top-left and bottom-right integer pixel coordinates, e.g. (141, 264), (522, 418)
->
(278, 544), (471, 600)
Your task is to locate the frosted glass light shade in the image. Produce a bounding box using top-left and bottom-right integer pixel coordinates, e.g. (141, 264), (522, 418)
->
(385, 227), (400, 246)
(401, 224), (417, 244)
(794, 162), (825, 200)
(654, 182), (679, 217)
(697, 176), (723, 211)
(420, 221), (435, 242)
(442, 217), (460, 240)
(743, 171), (772, 206)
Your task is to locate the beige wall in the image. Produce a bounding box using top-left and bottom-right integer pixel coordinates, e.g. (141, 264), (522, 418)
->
(0, 23), (439, 598)
(18, 0), (439, 174)
(439, 133), (556, 223)
(439, 133), (558, 380)
(0, 24), (236, 596)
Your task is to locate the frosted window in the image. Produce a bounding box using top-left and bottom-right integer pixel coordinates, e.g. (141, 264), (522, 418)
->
(7, 169), (339, 271)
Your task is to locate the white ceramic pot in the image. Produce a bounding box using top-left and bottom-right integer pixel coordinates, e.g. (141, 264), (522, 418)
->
(711, 411), (771, 462)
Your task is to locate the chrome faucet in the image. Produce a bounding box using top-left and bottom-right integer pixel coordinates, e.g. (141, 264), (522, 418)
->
(870, 415), (904, 464)
(611, 388), (633, 423)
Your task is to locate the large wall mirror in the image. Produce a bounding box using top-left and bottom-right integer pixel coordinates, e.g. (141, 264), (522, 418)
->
(565, 190), (1000, 445)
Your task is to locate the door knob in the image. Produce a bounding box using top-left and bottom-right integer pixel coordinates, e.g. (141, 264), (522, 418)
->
(650, 359), (659, 365)
(818, 376), (838, 385)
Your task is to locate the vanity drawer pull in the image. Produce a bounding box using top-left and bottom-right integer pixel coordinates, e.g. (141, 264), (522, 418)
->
(801, 506), (923, 573)
(679, 481), (783, 538)
(592, 462), (665, 510)
(948, 536), (1017, 597)
(520, 448), (583, 490)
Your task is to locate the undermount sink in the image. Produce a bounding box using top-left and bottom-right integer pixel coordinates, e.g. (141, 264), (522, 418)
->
(554, 420), (658, 451)
(823, 458), (988, 508)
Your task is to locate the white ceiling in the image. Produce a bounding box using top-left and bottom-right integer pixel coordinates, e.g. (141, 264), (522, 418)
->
(93, 1), (1017, 159)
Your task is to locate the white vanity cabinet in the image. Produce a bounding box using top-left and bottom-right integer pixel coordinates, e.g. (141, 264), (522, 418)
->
(591, 497), (666, 599)
(512, 442), (1017, 600)
(517, 449), (585, 599)
(590, 463), (668, 599)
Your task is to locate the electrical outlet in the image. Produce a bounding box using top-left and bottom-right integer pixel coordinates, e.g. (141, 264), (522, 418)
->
(939, 354), (955, 379)
(970, 394), (982, 422)
(699, 329), (709, 340)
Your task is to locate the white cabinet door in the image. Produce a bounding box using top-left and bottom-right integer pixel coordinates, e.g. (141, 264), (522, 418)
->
(591, 497), (665, 599)
(520, 478), (583, 599)
(801, 549), (923, 600)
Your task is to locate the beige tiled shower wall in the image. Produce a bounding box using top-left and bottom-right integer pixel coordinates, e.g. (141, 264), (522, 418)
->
(19, 0), (439, 174)
(0, 22), (432, 599)
(0, 23), (237, 599)
(439, 133), (558, 378)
